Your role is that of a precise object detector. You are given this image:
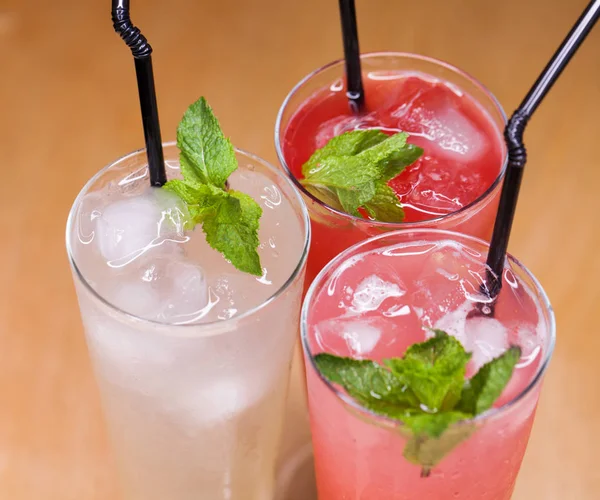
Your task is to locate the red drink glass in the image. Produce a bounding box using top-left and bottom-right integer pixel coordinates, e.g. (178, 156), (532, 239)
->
(275, 53), (507, 287)
(301, 229), (555, 500)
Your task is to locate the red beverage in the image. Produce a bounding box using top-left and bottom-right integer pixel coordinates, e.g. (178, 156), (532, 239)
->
(275, 53), (507, 287)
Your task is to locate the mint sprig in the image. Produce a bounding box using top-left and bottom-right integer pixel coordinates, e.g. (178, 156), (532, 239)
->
(385, 330), (472, 412)
(301, 130), (422, 221)
(163, 97), (263, 276)
(314, 330), (521, 474)
(456, 345), (521, 415)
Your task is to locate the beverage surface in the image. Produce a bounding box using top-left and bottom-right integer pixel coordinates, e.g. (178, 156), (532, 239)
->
(72, 160), (304, 325)
(282, 71), (504, 221)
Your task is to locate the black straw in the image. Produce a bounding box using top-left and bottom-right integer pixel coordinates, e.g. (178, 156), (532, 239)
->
(111, 0), (166, 187)
(338, 0), (365, 113)
(485, 0), (600, 299)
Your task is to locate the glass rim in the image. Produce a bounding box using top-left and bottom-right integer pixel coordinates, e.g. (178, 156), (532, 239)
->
(301, 228), (556, 427)
(274, 51), (509, 227)
(66, 141), (311, 331)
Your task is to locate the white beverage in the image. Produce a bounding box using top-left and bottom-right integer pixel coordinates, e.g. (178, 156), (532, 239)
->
(66, 144), (309, 500)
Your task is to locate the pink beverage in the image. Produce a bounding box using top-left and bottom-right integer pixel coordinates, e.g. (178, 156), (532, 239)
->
(302, 230), (554, 500)
(275, 53), (507, 287)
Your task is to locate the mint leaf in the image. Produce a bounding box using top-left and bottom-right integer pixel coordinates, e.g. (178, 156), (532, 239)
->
(356, 132), (421, 181)
(402, 413), (474, 473)
(177, 97), (237, 188)
(164, 97), (263, 275)
(303, 184), (344, 211)
(403, 410), (470, 439)
(457, 346), (522, 415)
(314, 353), (419, 412)
(302, 155), (382, 190)
(335, 181), (377, 216)
(385, 331), (471, 411)
(363, 181), (405, 222)
(164, 179), (204, 204)
(202, 191), (262, 276)
(300, 130), (423, 222)
(302, 134), (414, 190)
(163, 180), (223, 227)
(313, 329), (521, 474)
(301, 129), (388, 177)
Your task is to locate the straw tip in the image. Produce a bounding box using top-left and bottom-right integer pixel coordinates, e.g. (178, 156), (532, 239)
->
(111, 1), (152, 59)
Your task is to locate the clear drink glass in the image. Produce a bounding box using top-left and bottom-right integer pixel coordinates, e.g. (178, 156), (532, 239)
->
(301, 229), (555, 500)
(66, 144), (310, 500)
(275, 52), (508, 288)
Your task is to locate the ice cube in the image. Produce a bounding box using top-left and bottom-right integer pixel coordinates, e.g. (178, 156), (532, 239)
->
(315, 114), (382, 149)
(173, 373), (268, 428)
(95, 189), (189, 266)
(516, 324), (542, 368)
(433, 300), (472, 346)
(407, 156), (484, 212)
(341, 321), (381, 356)
(350, 275), (405, 313)
(192, 378), (248, 425)
(103, 253), (210, 324)
(431, 106), (485, 160)
(314, 318), (384, 357)
(108, 279), (164, 320)
(411, 242), (489, 326)
(393, 84), (487, 162)
(159, 260), (211, 325)
(464, 316), (509, 371)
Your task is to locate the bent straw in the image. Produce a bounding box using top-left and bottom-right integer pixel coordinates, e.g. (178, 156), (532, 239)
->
(484, 0), (600, 305)
(112, 0), (166, 187)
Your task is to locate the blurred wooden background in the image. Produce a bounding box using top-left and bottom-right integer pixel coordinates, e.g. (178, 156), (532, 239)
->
(1, 0), (599, 498)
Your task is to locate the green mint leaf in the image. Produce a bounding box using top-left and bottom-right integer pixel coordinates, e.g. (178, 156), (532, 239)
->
(164, 179), (262, 276)
(303, 184), (344, 212)
(402, 410), (469, 439)
(302, 155), (382, 190)
(385, 331), (471, 411)
(201, 190), (263, 276)
(178, 154), (206, 189)
(314, 353), (419, 412)
(363, 181), (405, 222)
(302, 133), (413, 190)
(335, 182), (377, 216)
(300, 130), (422, 222)
(177, 97), (237, 188)
(163, 180), (222, 227)
(379, 143), (423, 182)
(457, 346), (522, 415)
(402, 412), (474, 473)
(355, 132), (422, 181)
(163, 179), (204, 205)
(164, 97), (263, 275)
(162, 179), (201, 228)
(312, 331), (521, 473)
(301, 129), (388, 177)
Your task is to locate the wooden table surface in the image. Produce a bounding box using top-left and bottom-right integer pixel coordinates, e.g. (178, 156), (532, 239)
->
(1, 0), (599, 497)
